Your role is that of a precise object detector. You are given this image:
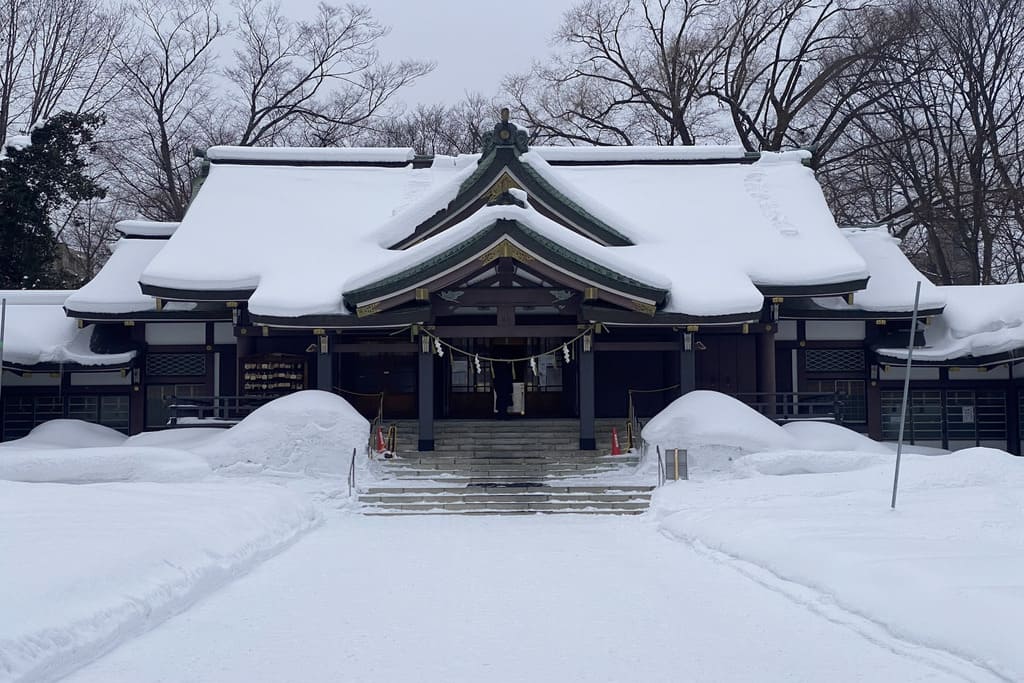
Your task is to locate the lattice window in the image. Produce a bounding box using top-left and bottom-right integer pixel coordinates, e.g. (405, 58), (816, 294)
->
(146, 353), (206, 377)
(881, 390), (942, 442)
(805, 349), (865, 373)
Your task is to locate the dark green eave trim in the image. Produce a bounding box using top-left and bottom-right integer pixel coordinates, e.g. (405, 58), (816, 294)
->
(582, 304), (760, 326)
(65, 307), (231, 323)
(779, 299), (945, 321)
(757, 278), (870, 298)
(347, 218), (667, 309)
(251, 305), (430, 329)
(391, 147), (633, 249)
(140, 282), (256, 302)
(208, 158), (411, 169)
(874, 346), (1024, 368)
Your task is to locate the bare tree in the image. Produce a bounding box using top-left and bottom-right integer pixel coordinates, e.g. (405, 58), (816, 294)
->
(107, 0), (222, 220)
(356, 93), (496, 155)
(506, 0), (728, 146)
(224, 0), (432, 147)
(0, 0), (38, 138)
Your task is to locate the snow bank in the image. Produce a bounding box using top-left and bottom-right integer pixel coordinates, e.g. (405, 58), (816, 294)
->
(642, 391), (795, 455)
(0, 446), (210, 483)
(653, 447), (1024, 681)
(0, 419), (126, 449)
(192, 390), (368, 475)
(0, 480), (319, 682)
(781, 420), (891, 453)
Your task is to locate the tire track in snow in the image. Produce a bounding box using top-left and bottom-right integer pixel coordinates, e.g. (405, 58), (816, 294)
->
(658, 527), (1008, 682)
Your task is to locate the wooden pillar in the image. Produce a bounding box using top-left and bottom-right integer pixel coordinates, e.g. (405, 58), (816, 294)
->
(1007, 380), (1020, 456)
(235, 332), (254, 395)
(316, 336), (333, 392)
(418, 339), (434, 451)
(129, 322), (145, 434)
(680, 332), (696, 394)
(579, 339), (596, 450)
(757, 329), (776, 395)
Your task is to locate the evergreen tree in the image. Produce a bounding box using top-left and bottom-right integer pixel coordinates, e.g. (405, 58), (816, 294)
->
(0, 112), (105, 288)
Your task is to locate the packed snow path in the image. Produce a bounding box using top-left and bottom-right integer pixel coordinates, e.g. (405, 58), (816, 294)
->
(67, 514), (980, 682)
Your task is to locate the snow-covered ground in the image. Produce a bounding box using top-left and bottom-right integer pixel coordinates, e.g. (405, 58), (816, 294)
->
(63, 515), (975, 683)
(1, 389), (1020, 682)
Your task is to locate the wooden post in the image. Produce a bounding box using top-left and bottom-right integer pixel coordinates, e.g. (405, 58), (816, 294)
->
(680, 332), (696, 394)
(316, 336), (333, 392)
(418, 338), (434, 451)
(579, 339), (596, 450)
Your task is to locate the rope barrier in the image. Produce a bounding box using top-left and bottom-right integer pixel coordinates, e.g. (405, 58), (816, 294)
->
(417, 326), (595, 364)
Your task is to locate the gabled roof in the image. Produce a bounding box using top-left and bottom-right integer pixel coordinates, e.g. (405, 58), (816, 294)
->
(128, 123), (872, 322)
(387, 130), (635, 249)
(344, 203), (669, 317)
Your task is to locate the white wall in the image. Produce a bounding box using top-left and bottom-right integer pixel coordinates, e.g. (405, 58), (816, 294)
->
(145, 322), (206, 346)
(880, 365), (940, 381)
(948, 366), (1010, 381)
(805, 321), (866, 341)
(70, 371), (131, 386)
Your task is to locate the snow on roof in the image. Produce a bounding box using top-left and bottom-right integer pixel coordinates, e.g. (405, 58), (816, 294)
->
(811, 227), (945, 313)
(141, 161), (466, 317)
(65, 239), (169, 315)
(0, 292), (135, 367)
(532, 145), (751, 163)
(206, 146), (416, 164)
(137, 147), (867, 320)
(115, 220), (179, 238)
(533, 150), (869, 290)
(879, 284), (1024, 363)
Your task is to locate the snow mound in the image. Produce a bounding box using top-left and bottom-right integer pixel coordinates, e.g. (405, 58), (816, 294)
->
(781, 421), (890, 453)
(642, 390), (795, 453)
(734, 449), (890, 476)
(192, 390), (369, 475)
(0, 419), (127, 450)
(0, 446), (211, 483)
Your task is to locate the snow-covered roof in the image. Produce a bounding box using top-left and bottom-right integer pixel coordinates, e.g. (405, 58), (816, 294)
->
(65, 239), (173, 315)
(878, 284), (1024, 365)
(115, 220), (179, 238)
(206, 146), (416, 164)
(532, 145), (752, 163)
(136, 141), (868, 321)
(809, 227), (946, 315)
(0, 291), (136, 368)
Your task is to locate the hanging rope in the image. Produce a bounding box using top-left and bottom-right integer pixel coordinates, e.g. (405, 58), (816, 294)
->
(418, 326), (594, 364)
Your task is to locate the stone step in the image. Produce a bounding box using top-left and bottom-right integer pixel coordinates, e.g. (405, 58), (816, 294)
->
(361, 500), (650, 513)
(362, 509), (647, 516)
(360, 492), (649, 504)
(362, 485), (655, 495)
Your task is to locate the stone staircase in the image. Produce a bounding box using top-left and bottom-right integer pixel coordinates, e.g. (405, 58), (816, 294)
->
(359, 418), (654, 516)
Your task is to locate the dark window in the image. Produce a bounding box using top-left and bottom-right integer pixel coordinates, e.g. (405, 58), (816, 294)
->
(1, 394), (62, 440)
(881, 390), (942, 441)
(805, 379), (866, 423)
(945, 390), (1005, 443)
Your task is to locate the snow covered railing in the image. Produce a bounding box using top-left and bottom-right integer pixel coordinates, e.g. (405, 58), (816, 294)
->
(166, 395), (276, 425)
(733, 392), (845, 424)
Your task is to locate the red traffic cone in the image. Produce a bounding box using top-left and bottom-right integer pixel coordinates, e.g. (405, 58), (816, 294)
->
(376, 426), (387, 454)
(610, 427), (623, 456)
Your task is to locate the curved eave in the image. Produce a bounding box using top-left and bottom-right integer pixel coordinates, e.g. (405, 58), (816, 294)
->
(139, 282), (256, 302)
(64, 308), (231, 323)
(582, 304), (760, 326)
(874, 346), (1024, 368)
(391, 147), (633, 249)
(347, 219), (667, 317)
(250, 306), (430, 330)
(757, 278), (870, 298)
(780, 300), (946, 321)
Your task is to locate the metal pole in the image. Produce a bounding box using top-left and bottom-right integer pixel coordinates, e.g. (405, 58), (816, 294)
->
(891, 282), (922, 509)
(674, 448), (680, 481)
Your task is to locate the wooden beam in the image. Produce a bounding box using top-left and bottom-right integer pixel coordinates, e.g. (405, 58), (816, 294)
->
(329, 342), (418, 353)
(432, 324), (581, 338)
(592, 342), (680, 351)
(435, 287), (580, 306)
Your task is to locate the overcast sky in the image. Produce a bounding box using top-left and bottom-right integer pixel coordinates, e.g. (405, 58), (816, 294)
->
(359, 0), (577, 106)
